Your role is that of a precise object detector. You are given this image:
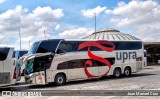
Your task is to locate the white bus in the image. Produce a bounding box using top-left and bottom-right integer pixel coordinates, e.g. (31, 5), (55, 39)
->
(0, 46), (16, 87)
(13, 50), (28, 81)
(24, 39), (144, 85)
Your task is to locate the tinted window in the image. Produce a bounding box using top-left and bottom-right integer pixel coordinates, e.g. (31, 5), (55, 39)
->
(113, 41), (142, 50)
(37, 40), (60, 53)
(77, 41), (88, 51)
(89, 41), (142, 51)
(57, 41), (142, 53)
(19, 51), (28, 57)
(57, 41), (90, 53)
(57, 58), (115, 70)
(0, 48), (10, 61)
(57, 62), (69, 70)
(71, 60), (84, 68)
(57, 41), (78, 53)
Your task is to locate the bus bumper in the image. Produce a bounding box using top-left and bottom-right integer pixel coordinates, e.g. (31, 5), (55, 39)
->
(25, 72), (46, 85)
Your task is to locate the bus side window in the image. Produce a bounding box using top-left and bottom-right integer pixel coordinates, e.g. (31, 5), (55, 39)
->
(57, 62), (69, 70)
(77, 41), (88, 51)
(57, 41), (67, 54)
(57, 41), (79, 53)
(71, 60), (84, 68)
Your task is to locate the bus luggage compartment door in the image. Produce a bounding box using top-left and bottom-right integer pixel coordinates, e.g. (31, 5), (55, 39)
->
(136, 57), (143, 71)
(0, 72), (11, 84)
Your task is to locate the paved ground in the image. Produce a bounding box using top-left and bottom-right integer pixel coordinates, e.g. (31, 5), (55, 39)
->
(1, 65), (160, 99)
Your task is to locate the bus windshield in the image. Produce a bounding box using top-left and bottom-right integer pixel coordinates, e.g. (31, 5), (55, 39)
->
(29, 40), (61, 54)
(29, 41), (40, 54)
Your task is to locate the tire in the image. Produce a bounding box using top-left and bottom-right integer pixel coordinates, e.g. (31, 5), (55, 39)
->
(124, 67), (131, 77)
(54, 74), (66, 86)
(113, 68), (121, 78)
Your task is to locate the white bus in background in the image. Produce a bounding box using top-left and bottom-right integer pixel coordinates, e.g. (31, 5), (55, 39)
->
(0, 45), (16, 87)
(24, 39), (145, 85)
(13, 50), (28, 81)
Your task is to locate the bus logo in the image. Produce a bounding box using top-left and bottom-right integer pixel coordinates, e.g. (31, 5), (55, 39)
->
(78, 40), (115, 78)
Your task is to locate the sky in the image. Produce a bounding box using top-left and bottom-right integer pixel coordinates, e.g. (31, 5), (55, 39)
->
(0, 0), (160, 50)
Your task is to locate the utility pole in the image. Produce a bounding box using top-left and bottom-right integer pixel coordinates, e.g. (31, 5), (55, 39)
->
(29, 41), (30, 49)
(19, 29), (21, 50)
(94, 12), (97, 39)
(44, 30), (46, 40)
(155, 32), (156, 42)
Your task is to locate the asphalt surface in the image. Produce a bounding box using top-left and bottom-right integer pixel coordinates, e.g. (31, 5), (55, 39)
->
(1, 65), (160, 99)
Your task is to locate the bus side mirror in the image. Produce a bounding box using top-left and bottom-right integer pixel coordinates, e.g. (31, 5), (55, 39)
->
(49, 55), (53, 61)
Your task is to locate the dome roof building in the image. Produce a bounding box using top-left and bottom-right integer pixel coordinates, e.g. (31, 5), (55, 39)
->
(83, 28), (140, 41)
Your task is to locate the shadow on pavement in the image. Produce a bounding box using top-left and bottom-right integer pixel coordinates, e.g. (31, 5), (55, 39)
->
(0, 73), (156, 91)
(28, 73), (156, 90)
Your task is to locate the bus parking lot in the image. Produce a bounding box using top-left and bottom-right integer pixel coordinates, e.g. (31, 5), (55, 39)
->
(1, 65), (160, 91)
(1, 65), (160, 99)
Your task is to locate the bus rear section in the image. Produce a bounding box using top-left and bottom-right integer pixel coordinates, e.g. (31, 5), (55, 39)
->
(0, 46), (16, 87)
(24, 39), (144, 85)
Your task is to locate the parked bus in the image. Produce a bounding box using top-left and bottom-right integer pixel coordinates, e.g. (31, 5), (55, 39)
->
(0, 45), (16, 87)
(24, 39), (144, 85)
(13, 50), (28, 81)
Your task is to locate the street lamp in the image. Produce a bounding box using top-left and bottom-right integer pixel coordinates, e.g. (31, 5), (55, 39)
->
(44, 30), (47, 40)
(19, 29), (21, 50)
(29, 41), (30, 49)
(94, 12), (97, 39)
(94, 12), (97, 32)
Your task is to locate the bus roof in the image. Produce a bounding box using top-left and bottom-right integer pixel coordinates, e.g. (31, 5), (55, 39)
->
(14, 49), (28, 51)
(35, 38), (142, 43)
(0, 45), (14, 48)
(64, 39), (142, 42)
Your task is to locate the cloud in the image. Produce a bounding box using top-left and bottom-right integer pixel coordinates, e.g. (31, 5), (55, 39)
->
(0, 0), (6, 3)
(0, 5), (64, 50)
(81, 6), (106, 18)
(0, 35), (4, 39)
(55, 24), (60, 30)
(58, 27), (94, 39)
(105, 0), (160, 42)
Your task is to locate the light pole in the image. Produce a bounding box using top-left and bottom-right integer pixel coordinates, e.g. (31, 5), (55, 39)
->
(19, 29), (21, 50)
(44, 30), (47, 40)
(29, 41), (30, 49)
(94, 12), (97, 39)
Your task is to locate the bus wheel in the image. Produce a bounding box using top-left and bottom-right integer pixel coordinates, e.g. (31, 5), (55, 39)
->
(55, 74), (66, 86)
(113, 68), (121, 78)
(124, 67), (131, 77)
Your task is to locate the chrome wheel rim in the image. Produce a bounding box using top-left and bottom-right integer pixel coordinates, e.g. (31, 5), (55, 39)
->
(57, 77), (63, 84)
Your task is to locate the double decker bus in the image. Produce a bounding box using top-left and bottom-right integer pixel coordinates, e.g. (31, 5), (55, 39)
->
(24, 39), (145, 85)
(0, 45), (16, 87)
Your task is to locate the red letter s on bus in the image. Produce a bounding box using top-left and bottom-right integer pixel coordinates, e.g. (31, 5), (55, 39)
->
(78, 40), (115, 78)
